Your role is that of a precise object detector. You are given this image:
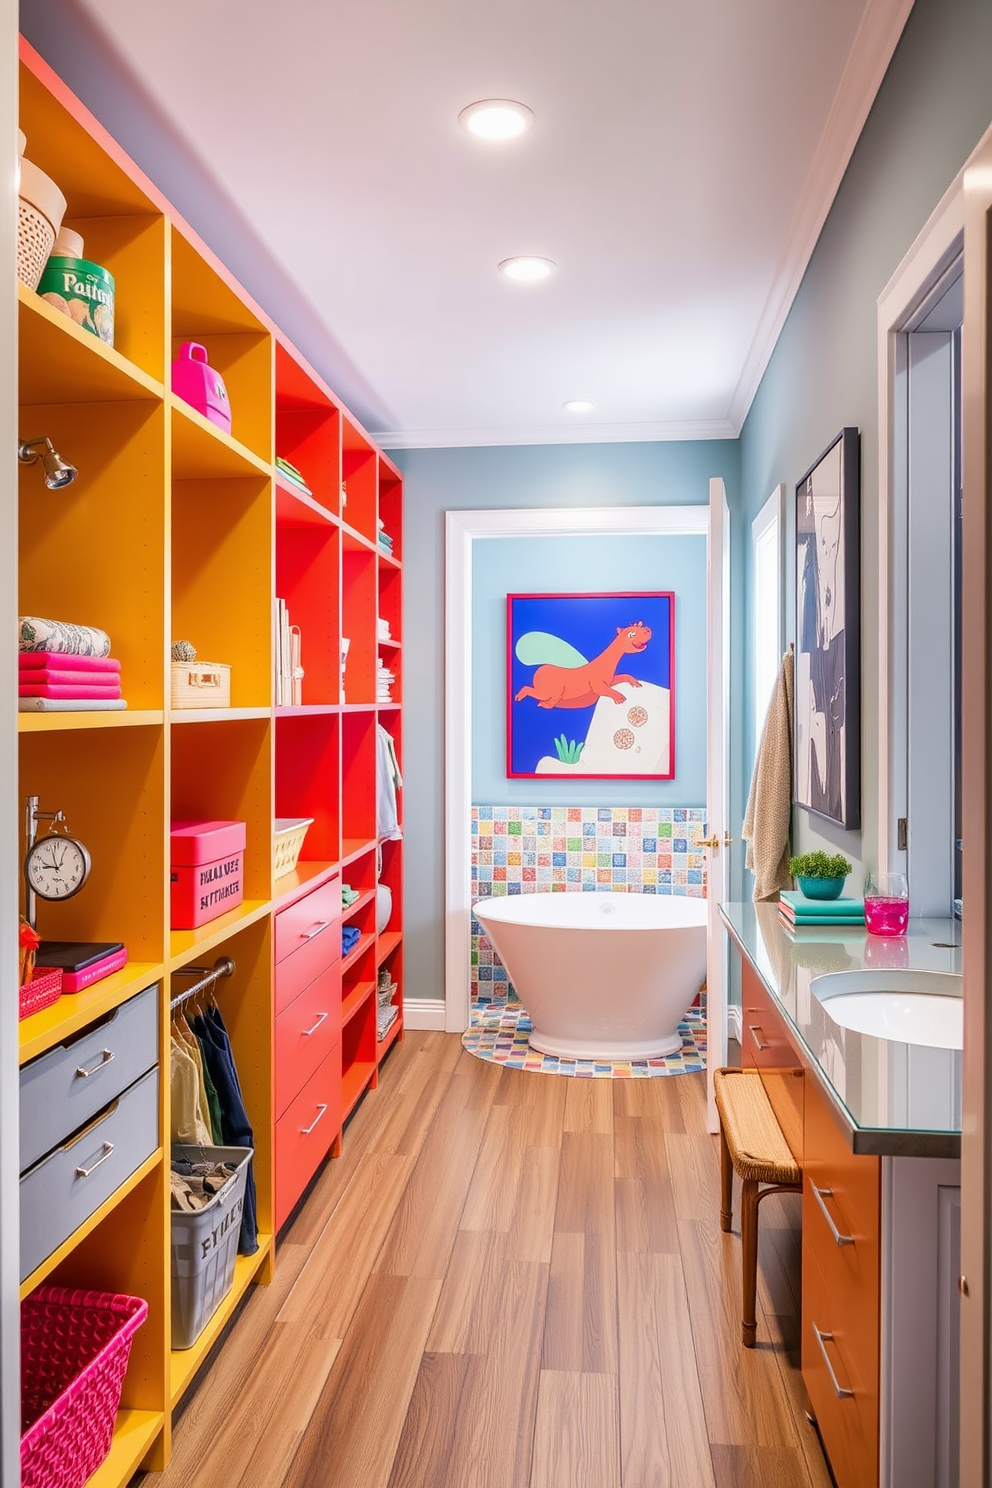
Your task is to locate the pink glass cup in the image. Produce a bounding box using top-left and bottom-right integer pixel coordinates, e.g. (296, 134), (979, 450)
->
(864, 872), (909, 937)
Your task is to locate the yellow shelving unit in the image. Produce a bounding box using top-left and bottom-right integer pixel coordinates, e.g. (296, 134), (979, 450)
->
(15, 34), (402, 1484)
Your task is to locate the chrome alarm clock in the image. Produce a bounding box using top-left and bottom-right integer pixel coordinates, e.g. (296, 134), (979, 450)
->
(23, 798), (91, 911)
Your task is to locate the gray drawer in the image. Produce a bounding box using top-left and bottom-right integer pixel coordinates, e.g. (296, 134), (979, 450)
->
(20, 983), (159, 1172)
(20, 1066), (159, 1283)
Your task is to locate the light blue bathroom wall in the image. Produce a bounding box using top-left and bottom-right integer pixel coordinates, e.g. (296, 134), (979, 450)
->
(396, 441), (741, 1001)
(739, 0), (992, 890)
(471, 534), (707, 806)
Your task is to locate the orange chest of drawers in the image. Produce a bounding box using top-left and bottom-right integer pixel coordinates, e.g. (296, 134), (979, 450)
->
(274, 875), (343, 1229)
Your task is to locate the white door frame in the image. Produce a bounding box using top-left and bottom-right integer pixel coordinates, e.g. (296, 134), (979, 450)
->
(444, 503), (711, 1033)
(876, 170), (964, 872)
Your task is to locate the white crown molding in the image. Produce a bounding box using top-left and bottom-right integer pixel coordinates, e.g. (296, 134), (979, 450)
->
(727, 0), (915, 433)
(372, 417), (737, 450)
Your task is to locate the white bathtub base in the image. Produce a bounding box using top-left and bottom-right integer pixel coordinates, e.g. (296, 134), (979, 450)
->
(528, 1028), (684, 1061)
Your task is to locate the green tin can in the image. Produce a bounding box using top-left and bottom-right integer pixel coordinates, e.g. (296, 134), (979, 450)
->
(37, 255), (115, 346)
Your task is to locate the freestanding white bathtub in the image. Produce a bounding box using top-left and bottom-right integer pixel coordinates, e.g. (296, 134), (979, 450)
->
(473, 891), (708, 1060)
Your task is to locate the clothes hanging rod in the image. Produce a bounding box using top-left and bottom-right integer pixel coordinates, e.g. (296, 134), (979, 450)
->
(170, 955), (235, 1012)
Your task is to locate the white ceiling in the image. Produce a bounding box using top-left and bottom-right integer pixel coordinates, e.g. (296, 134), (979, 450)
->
(79, 0), (912, 447)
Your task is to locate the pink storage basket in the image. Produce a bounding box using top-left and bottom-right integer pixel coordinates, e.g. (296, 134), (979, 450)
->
(21, 1286), (148, 1488)
(19, 967), (62, 1022)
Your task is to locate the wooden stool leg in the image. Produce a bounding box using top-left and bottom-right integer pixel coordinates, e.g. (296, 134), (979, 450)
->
(741, 1177), (759, 1348)
(719, 1123), (733, 1232)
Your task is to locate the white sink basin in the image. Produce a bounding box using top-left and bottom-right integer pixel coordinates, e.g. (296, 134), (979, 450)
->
(809, 969), (963, 1050)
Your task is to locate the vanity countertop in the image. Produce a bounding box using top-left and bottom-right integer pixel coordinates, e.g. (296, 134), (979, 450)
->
(720, 901), (962, 1158)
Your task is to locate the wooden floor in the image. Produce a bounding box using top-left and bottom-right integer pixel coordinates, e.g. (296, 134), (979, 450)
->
(146, 1032), (834, 1488)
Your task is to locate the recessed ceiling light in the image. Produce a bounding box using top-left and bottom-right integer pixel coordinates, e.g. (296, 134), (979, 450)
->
(499, 256), (557, 283)
(562, 400), (595, 413)
(459, 99), (534, 141)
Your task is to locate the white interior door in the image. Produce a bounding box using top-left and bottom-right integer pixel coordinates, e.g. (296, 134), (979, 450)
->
(705, 477), (731, 1132)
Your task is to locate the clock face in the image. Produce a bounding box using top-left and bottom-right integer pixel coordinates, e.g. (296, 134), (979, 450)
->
(25, 834), (91, 901)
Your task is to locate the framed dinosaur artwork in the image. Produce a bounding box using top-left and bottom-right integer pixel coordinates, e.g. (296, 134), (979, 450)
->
(506, 592), (675, 779)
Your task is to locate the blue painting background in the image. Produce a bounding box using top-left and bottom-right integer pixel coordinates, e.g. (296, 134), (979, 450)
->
(508, 593), (672, 776)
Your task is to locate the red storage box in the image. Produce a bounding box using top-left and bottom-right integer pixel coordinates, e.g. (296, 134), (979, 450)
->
(171, 820), (246, 930)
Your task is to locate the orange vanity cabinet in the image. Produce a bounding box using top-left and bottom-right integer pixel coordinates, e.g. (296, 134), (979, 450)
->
(741, 958), (804, 1164)
(274, 875), (343, 1228)
(801, 1071), (881, 1488)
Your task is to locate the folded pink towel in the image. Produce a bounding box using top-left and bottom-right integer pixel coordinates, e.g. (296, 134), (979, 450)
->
(19, 669), (122, 688)
(18, 652), (121, 673)
(19, 684), (123, 699)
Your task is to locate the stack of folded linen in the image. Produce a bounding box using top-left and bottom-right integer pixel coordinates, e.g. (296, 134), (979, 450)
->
(778, 889), (865, 933)
(18, 616), (125, 711)
(377, 520), (394, 557)
(342, 923), (361, 958)
(376, 657), (395, 702)
(377, 616), (392, 641)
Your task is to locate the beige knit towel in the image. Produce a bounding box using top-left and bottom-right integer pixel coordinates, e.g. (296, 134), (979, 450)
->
(743, 649), (794, 901)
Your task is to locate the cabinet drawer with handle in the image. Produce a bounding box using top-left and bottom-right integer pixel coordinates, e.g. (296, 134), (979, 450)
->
(741, 961), (804, 1162)
(274, 878), (341, 1006)
(803, 1067), (880, 1267)
(275, 962), (342, 1120)
(275, 1045), (342, 1230)
(19, 982), (159, 1173)
(20, 1066), (159, 1283)
(802, 1236), (878, 1488)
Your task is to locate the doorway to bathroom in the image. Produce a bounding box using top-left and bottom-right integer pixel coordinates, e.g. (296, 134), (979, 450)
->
(444, 487), (730, 1124)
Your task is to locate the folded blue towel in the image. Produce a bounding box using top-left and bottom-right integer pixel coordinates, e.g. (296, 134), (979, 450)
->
(342, 924), (361, 956)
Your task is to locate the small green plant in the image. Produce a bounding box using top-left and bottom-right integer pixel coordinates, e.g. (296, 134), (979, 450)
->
(553, 735), (584, 764)
(788, 850), (851, 880)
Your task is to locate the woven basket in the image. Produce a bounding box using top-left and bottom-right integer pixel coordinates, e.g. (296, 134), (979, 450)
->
(274, 817), (314, 877)
(18, 155), (67, 292)
(21, 1287), (148, 1488)
(170, 660), (231, 709)
(19, 967), (62, 1023)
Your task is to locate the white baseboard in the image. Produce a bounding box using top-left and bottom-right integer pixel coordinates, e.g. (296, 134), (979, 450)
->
(727, 1003), (742, 1045)
(403, 998), (447, 1031)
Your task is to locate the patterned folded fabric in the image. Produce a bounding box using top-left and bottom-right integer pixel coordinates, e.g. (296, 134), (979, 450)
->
(18, 652), (120, 672)
(19, 616), (112, 657)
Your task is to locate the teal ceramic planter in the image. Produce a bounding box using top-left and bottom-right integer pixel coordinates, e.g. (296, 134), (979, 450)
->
(797, 875), (846, 900)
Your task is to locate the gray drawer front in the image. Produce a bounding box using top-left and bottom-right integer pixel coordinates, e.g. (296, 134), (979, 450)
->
(20, 1067), (159, 1282)
(20, 983), (159, 1172)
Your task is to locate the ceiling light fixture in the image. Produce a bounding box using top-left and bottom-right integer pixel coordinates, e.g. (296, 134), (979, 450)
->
(562, 400), (595, 413)
(17, 437), (77, 489)
(459, 99), (534, 141)
(499, 256), (557, 283)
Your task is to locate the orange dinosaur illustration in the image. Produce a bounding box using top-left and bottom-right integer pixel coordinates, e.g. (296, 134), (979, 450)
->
(514, 622), (652, 709)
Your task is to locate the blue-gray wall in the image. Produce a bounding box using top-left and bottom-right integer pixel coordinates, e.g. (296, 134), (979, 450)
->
(397, 441), (740, 1001)
(472, 533), (708, 806)
(739, 0), (992, 888)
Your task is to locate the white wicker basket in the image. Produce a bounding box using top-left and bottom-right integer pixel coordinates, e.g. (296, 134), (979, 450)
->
(171, 661), (231, 709)
(274, 818), (314, 877)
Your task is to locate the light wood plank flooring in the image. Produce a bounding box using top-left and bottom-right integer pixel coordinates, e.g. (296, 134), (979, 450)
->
(145, 1032), (832, 1488)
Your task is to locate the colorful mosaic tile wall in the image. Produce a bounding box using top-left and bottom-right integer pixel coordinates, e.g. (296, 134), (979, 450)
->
(471, 805), (707, 1005)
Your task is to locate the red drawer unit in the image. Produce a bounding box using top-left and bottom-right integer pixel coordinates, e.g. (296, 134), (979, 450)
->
(274, 1044), (342, 1230)
(274, 961), (342, 1121)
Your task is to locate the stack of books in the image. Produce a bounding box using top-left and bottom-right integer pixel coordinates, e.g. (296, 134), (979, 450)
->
(376, 657), (395, 703)
(275, 600), (303, 706)
(778, 889), (865, 934)
(275, 456), (311, 496)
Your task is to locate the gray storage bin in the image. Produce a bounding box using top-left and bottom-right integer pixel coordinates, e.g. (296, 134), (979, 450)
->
(20, 1066), (159, 1282)
(171, 1145), (253, 1350)
(20, 982), (159, 1172)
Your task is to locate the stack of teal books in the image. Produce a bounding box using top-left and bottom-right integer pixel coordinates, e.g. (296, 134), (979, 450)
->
(778, 889), (865, 932)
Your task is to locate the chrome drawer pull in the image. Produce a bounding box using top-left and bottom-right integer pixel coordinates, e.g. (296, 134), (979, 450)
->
(302, 1011), (329, 1037)
(301, 921), (331, 941)
(75, 1049), (115, 1079)
(75, 1141), (114, 1179)
(812, 1183), (854, 1246)
(301, 1104), (328, 1136)
(747, 1024), (769, 1051)
(812, 1322), (854, 1399)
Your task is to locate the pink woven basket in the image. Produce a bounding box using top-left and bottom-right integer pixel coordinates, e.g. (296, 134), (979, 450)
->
(19, 968), (62, 1022)
(21, 1287), (149, 1488)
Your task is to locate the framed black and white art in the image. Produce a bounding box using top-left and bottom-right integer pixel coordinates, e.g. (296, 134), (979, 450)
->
(794, 427), (861, 830)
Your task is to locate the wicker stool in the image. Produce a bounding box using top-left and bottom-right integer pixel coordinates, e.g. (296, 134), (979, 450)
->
(713, 1066), (802, 1347)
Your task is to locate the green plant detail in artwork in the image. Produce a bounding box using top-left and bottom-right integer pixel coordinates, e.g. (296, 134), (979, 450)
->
(553, 735), (584, 764)
(788, 849), (852, 880)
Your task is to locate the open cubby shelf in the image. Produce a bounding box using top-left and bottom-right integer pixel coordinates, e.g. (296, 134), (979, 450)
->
(14, 37), (401, 1485)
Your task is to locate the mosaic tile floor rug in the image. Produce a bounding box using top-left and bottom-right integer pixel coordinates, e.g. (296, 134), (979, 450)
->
(462, 1000), (707, 1079)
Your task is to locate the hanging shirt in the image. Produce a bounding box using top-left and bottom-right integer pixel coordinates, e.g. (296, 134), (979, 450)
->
(377, 724), (403, 842)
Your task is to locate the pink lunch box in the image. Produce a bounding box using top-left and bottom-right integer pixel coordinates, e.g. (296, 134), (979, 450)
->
(171, 342), (232, 434)
(171, 819), (246, 929)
